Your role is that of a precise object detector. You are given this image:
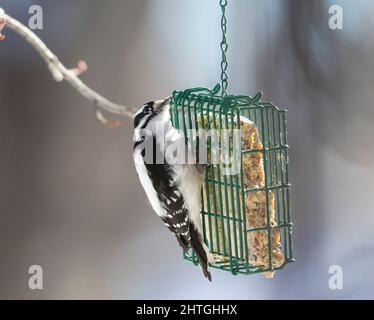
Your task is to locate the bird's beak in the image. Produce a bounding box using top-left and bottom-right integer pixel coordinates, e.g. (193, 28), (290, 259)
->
(164, 95), (172, 105)
(155, 95), (172, 112)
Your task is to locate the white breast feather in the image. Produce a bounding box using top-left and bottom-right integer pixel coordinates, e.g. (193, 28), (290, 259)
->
(174, 164), (202, 232)
(164, 129), (203, 232)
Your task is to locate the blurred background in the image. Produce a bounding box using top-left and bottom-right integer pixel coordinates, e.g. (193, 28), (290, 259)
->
(0, 0), (373, 299)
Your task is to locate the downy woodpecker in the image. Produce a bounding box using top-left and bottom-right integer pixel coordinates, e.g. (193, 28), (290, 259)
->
(133, 96), (214, 281)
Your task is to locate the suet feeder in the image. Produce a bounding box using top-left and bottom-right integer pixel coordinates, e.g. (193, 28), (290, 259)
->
(169, 0), (293, 276)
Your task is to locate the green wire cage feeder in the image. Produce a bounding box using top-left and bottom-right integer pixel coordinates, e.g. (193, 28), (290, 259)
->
(170, 0), (293, 277)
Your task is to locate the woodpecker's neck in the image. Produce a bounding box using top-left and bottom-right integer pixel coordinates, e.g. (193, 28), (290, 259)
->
(133, 119), (185, 166)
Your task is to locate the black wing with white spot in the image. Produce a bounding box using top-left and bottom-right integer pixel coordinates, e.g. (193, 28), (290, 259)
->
(145, 163), (191, 248)
(161, 191), (191, 250)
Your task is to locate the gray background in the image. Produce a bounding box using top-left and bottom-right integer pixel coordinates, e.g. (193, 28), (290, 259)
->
(0, 0), (373, 299)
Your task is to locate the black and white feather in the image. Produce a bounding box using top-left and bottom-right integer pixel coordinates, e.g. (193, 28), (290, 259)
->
(133, 97), (214, 281)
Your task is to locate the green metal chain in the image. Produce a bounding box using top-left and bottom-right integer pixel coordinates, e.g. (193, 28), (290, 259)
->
(220, 0), (229, 97)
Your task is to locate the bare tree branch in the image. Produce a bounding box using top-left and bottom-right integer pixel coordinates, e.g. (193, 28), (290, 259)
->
(0, 7), (134, 123)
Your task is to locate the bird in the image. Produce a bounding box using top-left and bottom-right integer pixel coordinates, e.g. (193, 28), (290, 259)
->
(133, 96), (214, 281)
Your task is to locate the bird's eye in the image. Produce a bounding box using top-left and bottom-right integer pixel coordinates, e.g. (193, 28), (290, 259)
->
(144, 106), (153, 114)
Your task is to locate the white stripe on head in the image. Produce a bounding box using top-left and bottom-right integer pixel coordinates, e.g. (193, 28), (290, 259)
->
(134, 105), (146, 118)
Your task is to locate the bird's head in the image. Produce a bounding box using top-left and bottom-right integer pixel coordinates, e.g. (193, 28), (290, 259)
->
(134, 96), (172, 132)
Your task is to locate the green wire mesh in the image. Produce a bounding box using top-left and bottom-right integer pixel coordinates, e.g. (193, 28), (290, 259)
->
(170, 85), (294, 275)
(167, 0), (293, 275)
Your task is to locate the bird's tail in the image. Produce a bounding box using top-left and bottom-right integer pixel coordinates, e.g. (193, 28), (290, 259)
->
(189, 222), (214, 281)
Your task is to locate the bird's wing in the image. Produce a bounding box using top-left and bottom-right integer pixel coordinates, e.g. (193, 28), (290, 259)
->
(145, 163), (191, 239)
(160, 193), (191, 251)
(146, 162), (212, 280)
